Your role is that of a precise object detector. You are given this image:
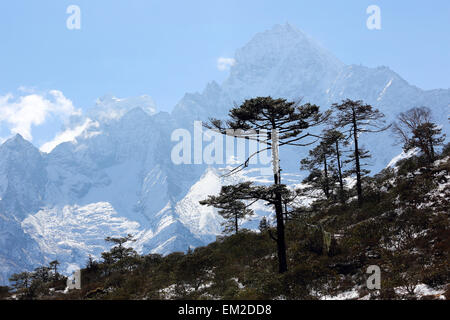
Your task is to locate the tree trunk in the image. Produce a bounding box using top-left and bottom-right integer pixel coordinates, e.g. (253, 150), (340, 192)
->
(323, 155), (330, 199)
(272, 129), (288, 273)
(429, 138), (435, 163)
(274, 183), (287, 273)
(335, 140), (344, 203)
(235, 214), (239, 234)
(352, 109), (363, 205)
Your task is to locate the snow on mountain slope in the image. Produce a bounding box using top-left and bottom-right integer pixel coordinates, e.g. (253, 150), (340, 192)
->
(176, 168), (224, 238)
(0, 23), (449, 284)
(89, 94), (157, 122)
(223, 23), (344, 103)
(21, 202), (141, 274)
(175, 166), (284, 237)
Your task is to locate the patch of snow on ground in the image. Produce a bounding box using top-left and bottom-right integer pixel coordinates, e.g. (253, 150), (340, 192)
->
(321, 289), (359, 300)
(395, 283), (446, 299)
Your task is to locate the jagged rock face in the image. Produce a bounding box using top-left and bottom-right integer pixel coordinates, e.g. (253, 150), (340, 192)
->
(0, 135), (47, 219)
(0, 135), (47, 284)
(0, 24), (449, 284)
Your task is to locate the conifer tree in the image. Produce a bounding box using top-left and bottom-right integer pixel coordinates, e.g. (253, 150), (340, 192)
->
(200, 187), (253, 234)
(333, 99), (389, 205)
(102, 234), (138, 272)
(323, 129), (348, 202)
(9, 272), (32, 291)
(49, 260), (60, 279)
(392, 107), (445, 164)
(301, 139), (335, 199)
(206, 97), (329, 273)
(408, 122), (445, 163)
(301, 129), (348, 203)
(32, 266), (52, 283)
(259, 217), (269, 233)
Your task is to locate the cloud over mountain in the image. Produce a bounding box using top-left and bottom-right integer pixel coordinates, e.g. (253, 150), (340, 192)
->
(0, 90), (80, 141)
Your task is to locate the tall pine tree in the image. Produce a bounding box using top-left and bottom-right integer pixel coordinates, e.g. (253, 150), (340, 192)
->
(332, 99), (389, 205)
(206, 97), (329, 273)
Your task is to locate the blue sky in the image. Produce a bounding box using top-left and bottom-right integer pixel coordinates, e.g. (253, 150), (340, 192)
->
(0, 0), (449, 147)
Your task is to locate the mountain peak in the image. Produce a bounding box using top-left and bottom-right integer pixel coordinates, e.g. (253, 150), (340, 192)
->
(267, 22), (308, 38)
(233, 23), (343, 65)
(222, 23), (345, 101)
(121, 106), (152, 122)
(88, 94), (157, 123)
(13, 133), (25, 141)
(1, 133), (35, 150)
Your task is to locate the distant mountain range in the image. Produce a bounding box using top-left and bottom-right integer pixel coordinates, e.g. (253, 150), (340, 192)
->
(0, 23), (448, 284)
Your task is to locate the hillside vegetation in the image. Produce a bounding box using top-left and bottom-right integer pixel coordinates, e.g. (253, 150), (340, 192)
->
(3, 149), (449, 300)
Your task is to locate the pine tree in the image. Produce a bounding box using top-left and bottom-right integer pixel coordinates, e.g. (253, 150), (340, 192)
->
(86, 255), (98, 271)
(393, 107), (446, 164)
(333, 99), (389, 205)
(301, 138), (335, 199)
(32, 266), (51, 283)
(392, 107), (446, 164)
(102, 234), (138, 273)
(412, 122), (445, 163)
(104, 234), (136, 259)
(49, 260), (60, 280)
(200, 187), (253, 234)
(301, 129), (348, 203)
(323, 129), (348, 202)
(9, 272), (32, 291)
(206, 97), (329, 273)
(259, 217), (269, 233)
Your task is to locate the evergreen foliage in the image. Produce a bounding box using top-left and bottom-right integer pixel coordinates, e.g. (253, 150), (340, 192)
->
(332, 99), (389, 205)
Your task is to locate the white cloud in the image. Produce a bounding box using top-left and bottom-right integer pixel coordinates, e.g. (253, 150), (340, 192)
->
(0, 90), (80, 141)
(217, 57), (236, 71)
(40, 119), (99, 153)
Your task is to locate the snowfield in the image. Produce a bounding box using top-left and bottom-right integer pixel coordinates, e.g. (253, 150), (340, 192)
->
(22, 202), (141, 274)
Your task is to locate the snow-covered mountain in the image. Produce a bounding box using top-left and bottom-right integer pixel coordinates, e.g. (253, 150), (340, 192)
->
(0, 23), (449, 284)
